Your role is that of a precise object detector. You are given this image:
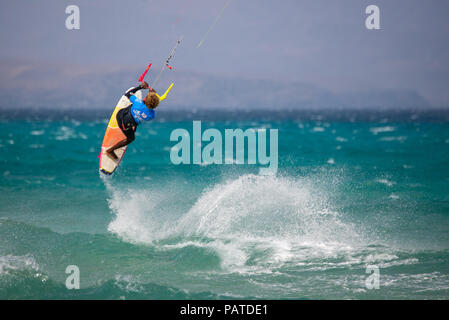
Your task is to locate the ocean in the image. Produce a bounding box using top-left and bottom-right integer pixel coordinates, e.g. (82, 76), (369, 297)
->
(1, 108), (449, 299)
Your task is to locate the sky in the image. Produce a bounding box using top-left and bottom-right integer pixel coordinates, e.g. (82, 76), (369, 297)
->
(0, 0), (448, 109)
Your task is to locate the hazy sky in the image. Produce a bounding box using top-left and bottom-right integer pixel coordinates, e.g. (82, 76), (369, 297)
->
(1, 0), (449, 108)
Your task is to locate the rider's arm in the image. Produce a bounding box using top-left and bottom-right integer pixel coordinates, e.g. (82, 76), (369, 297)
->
(124, 84), (144, 99)
(125, 81), (149, 97)
(125, 81), (150, 103)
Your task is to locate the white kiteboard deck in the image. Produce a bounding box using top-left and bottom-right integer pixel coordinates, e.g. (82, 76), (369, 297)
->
(99, 90), (143, 175)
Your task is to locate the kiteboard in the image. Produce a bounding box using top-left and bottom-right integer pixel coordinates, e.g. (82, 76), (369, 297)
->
(99, 40), (179, 175)
(99, 89), (143, 175)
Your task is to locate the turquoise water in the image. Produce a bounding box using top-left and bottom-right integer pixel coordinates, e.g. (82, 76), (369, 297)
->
(1, 109), (449, 299)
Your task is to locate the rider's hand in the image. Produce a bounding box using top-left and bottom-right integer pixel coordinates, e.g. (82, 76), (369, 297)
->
(141, 81), (149, 89)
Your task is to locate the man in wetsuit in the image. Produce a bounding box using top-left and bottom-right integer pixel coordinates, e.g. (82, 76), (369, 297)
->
(106, 81), (160, 161)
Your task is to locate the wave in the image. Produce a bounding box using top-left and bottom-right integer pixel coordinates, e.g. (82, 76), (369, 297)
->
(0, 254), (40, 275)
(370, 126), (396, 135)
(0, 269), (233, 300)
(0, 219), (241, 299)
(1, 192), (447, 298)
(105, 173), (367, 273)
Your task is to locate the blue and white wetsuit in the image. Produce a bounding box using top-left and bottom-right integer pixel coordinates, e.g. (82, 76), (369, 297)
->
(116, 85), (155, 142)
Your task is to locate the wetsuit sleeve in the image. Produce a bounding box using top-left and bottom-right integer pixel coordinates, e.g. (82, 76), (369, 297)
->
(148, 109), (155, 120)
(129, 95), (139, 104)
(124, 84), (144, 98)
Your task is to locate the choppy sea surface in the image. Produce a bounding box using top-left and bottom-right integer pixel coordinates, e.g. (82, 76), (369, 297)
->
(1, 108), (449, 299)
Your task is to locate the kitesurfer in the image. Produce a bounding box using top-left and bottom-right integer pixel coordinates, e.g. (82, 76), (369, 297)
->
(105, 81), (159, 161)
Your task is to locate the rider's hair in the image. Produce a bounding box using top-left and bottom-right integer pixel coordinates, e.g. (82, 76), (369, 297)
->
(145, 93), (160, 109)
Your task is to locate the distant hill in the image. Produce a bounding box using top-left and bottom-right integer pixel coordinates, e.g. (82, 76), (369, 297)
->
(0, 61), (432, 110)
